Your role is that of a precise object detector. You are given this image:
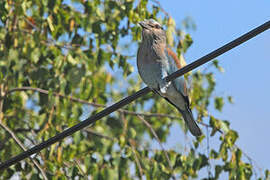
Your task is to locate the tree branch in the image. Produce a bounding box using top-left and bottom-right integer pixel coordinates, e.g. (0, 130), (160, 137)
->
(129, 139), (144, 179)
(137, 115), (176, 179)
(5, 86), (184, 119)
(0, 123), (48, 179)
(150, 0), (170, 17)
(85, 129), (114, 141)
(5, 87), (104, 108)
(74, 159), (88, 179)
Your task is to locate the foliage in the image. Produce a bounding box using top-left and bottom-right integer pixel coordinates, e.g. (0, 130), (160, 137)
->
(0, 0), (267, 179)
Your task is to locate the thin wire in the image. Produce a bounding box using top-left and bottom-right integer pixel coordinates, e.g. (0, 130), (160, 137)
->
(0, 20), (270, 170)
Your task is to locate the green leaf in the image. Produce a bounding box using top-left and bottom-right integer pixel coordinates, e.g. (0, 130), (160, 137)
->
(67, 54), (77, 65)
(47, 16), (55, 32)
(265, 169), (270, 179)
(31, 48), (40, 63)
(181, 34), (193, 53)
(214, 165), (223, 179)
(227, 96), (234, 104)
(212, 60), (224, 73)
(225, 130), (238, 147)
(92, 21), (102, 34)
(72, 167), (80, 179)
(214, 97), (224, 111)
(210, 150), (219, 159)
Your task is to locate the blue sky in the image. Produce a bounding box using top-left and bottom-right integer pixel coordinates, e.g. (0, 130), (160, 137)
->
(160, 0), (270, 171)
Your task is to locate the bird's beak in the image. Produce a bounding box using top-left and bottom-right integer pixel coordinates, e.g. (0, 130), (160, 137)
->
(139, 21), (149, 29)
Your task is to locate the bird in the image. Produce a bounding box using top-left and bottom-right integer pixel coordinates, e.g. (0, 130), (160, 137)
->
(137, 19), (202, 136)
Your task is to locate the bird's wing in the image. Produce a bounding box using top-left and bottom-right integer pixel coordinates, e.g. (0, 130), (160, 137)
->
(165, 48), (190, 105)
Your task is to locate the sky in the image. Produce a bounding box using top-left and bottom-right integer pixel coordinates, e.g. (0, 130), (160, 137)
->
(159, 0), (270, 173)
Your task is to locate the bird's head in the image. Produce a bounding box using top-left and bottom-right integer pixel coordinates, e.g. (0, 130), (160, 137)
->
(139, 19), (166, 43)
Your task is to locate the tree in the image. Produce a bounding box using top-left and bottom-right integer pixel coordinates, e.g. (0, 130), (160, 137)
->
(0, 0), (268, 179)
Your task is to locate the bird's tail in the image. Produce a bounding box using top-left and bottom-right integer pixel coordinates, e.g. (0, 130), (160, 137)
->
(178, 107), (202, 136)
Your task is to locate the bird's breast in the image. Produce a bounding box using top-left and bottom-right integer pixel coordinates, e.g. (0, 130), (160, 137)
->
(137, 61), (162, 89)
(137, 41), (170, 88)
(137, 49), (164, 88)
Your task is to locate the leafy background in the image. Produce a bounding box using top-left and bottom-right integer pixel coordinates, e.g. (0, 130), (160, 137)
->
(0, 0), (269, 179)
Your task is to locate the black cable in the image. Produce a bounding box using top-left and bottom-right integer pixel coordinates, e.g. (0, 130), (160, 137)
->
(1, 20), (270, 170)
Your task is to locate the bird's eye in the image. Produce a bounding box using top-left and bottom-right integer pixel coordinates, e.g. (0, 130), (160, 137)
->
(155, 24), (160, 29)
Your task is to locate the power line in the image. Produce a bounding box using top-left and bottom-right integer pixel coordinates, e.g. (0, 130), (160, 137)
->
(1, 20), (270, 170)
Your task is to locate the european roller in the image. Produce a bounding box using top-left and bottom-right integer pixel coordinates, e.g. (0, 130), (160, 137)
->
(137, 19), (202, 136)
